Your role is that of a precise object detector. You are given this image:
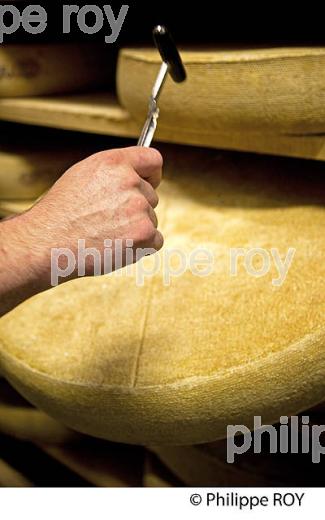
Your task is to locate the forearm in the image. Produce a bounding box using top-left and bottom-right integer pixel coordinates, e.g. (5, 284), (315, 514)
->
(0, 213), (51, 316)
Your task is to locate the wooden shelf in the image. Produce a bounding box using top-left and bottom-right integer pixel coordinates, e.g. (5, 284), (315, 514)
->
(0, 92), (140, 138)
(1, 91), (325, 161)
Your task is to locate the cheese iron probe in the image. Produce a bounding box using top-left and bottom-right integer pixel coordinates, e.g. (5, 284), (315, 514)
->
(137, 25), (187, 147)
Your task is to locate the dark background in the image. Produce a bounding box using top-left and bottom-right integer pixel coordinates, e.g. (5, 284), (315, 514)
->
(3, 1), (325, 45)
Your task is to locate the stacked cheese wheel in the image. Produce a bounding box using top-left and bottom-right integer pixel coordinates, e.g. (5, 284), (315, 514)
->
(0, 143), (90, 217)
(0, 42), (114, 97)
(116, 46), (325, 160)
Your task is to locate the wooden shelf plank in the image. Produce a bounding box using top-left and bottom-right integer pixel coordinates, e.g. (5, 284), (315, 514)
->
(2, 91), (325, 161)
(0, 92), (140, 138)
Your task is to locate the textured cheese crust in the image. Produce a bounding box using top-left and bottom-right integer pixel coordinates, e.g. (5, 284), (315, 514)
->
(118, 47), (325, 137)
(0, 145), (324, 445)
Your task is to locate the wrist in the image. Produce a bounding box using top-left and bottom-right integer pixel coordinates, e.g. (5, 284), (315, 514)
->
(0, 210), (52, 314)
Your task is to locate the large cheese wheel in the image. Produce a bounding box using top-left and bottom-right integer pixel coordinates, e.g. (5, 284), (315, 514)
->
(117, 47), (325, 153)
(0, 43), (114, 97)
(0, 145), (324, 445)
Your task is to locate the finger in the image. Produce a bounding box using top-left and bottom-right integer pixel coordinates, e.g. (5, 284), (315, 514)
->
(147, 206), (158, 228)
(139, 178), (159, 208)
(152, 230), (164, 251)
(122, 146), (163, 188)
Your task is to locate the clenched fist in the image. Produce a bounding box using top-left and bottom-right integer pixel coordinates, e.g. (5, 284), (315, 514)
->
(0, 146), (164, 315)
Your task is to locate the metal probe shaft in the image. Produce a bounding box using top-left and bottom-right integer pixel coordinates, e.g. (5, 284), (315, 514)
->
(137, 26), (186, 148)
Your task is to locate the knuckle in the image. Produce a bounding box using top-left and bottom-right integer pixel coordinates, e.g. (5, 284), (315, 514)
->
(148, 207), (158, 227)
(125, 169), (141, 189)
(145, 147), (163, 169)
(138, 218), (157, 242)
(148, 188), (159, 207)
(131, 193), (149, 212)
(129, 146), (163, 170)
(154, 231), (164, 251)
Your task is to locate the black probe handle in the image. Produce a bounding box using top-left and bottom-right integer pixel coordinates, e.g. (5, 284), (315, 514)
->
(153, 25), (186, 83)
